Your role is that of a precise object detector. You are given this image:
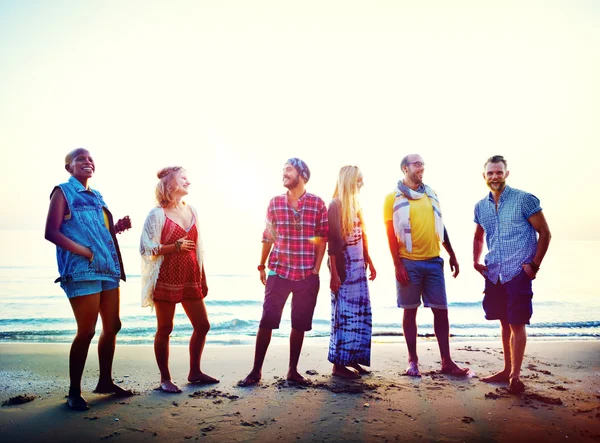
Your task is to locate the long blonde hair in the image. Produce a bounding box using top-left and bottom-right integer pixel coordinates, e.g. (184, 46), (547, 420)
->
(332, 165), (364, 239)
(155, 166), (184, 208)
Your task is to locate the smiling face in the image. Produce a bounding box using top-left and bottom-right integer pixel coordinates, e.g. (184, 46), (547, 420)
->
(484, 161), (509, 193)
(282, 163), (301, 190)
(172, 169), (191, 197)
(402, 154), (425, 188)
(65, 149), (95, 181)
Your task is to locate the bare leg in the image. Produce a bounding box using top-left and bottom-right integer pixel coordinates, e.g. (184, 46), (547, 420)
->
(68, 293), (101, 409)
(93, 288), (133, 396)
(154, 301), (180, 393)
(239, 327), (272, 386)
(402, 308), (420, 376)
(509, 324), (527, 383)
(182, 299), (218, 384)
(432, 308), (468, 375)
(287, 328), (309, 384)
(481, 319), (511, 383)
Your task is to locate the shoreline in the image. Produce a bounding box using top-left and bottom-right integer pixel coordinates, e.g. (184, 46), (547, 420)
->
(1, 334), (598, 348)
(1, 340), (599, 442)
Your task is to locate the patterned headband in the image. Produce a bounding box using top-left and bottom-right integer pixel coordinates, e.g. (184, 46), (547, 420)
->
(286, 158), (310, 183)
(158, 166), (182, 180)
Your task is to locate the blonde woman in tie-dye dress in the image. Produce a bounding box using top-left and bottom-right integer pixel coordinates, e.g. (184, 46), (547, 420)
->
(327, 166), (377, 379)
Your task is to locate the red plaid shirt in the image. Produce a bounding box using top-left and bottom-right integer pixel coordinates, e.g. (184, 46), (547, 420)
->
(262, 191), (328, 281)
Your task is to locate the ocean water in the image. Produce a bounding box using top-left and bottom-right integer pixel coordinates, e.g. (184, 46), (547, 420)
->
(0, 231), (598, 346)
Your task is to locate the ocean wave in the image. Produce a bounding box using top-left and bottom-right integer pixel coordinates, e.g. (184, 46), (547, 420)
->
(204, 300), (263, 307)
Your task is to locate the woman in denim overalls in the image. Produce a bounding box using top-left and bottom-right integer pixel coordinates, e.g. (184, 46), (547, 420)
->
(45, 148), (133, 410)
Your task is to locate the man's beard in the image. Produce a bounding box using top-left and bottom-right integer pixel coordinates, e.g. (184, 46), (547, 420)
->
(408, 170), (423, 185)
(486, 180), (506, 192)
(284, 175), (300, 190)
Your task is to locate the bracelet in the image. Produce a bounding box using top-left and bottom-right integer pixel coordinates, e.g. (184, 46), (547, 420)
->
(528, 261), (540, 272)
(257, 264), (266, 271)
(175, 240), (182, 252)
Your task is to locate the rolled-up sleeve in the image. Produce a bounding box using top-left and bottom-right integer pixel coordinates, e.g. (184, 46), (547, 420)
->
(315, 199), (329, 239)
(262, 200), (276, 243)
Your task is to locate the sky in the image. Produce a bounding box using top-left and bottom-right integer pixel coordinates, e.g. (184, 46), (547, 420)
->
(1, 0), (599, 277)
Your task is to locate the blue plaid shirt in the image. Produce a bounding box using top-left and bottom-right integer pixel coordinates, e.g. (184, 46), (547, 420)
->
(474, 185), (542, 284)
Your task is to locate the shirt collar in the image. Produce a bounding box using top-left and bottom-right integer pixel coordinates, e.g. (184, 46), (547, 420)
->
(287, 190), (307, 207)
(487, 184), (512, 203)
(68, 176), (92, 193)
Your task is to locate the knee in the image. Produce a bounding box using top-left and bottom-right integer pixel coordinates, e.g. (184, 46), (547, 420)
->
(403, 308), (418, 321)
(510, 324), (526, 336)
(431, 308), (448, 318)
(104, 320), (122, 336)
(76, 328), (96, 343)
(194, 320), (210, 336)
(156, 324), (174, 339)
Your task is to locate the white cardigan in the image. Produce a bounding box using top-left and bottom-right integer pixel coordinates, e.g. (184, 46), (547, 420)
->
(139, 206), (204, 308)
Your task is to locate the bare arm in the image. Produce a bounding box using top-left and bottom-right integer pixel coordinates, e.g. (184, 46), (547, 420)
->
(472, 223), (487, 277)
(44, 189), (93, 259)
(313, 238), (326, 273)
(329, 254), (341, 293)
(442, 227), (459, 278)
(385, 220), (409, 284)
(258, 241), (273, 285)
(522, 210), (551, 279)
(328, 200), (342, 292)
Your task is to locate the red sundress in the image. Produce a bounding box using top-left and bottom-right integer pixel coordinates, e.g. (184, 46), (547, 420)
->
(153, 217), (204, 303)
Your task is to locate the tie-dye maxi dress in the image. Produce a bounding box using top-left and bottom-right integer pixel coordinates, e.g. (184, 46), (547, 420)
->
(327, 206), (372, 367)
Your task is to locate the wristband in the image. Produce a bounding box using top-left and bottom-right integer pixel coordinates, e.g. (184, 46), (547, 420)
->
(528, 261), (540, 272)
(257, 264), (266, 271)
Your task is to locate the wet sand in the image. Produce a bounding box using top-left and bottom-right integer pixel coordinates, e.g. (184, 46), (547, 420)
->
(1, 340), (599, 442)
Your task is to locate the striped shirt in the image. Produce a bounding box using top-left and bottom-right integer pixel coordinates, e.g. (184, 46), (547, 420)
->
(262, 191), (328, 281)
(474, 185), (542, 284)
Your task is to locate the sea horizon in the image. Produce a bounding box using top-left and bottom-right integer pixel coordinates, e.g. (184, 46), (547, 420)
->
(1, 230), (598, 346)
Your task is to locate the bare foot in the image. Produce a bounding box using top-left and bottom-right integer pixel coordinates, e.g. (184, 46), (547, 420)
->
(481, 370), (510, 383)
(188, 372), (220, 385)
(238, 371), (261, 387)
(403, 361), (421, 377)
(440, 363), (470, 377)
(286, 370), (311, 385)
(349, 363), (371, 375)
(332, 364), (360, 379)
(66, 395), (89, 411)
(159, 380), (182, 393)
(508, 378), (525, 394)
(94, 382), (135, 397)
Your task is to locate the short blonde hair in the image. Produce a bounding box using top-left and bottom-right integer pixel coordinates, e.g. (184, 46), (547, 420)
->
(155, 166), (184, 207)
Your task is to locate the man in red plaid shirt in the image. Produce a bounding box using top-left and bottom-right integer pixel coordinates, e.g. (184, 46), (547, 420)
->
(239, 158), (328, 386)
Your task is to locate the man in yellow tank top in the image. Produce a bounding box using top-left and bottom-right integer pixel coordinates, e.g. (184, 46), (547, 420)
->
(384, 154), (469, 377)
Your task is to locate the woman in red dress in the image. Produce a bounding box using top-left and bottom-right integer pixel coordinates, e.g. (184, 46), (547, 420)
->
(140, 166), (218, 393)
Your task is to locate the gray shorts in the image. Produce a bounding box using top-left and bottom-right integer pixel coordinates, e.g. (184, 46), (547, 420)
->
(396, 257), (447, 309)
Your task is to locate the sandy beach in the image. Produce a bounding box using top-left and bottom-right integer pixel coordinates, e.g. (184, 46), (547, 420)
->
(1, 339), (599, 442)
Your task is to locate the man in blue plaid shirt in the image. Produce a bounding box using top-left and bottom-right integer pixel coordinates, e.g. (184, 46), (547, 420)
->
(473, 155), (551, 394)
